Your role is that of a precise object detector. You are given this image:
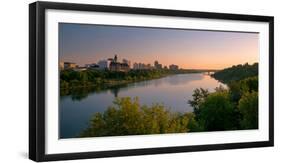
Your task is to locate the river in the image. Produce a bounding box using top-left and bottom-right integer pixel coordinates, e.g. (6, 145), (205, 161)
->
(60, 73), (225, 138)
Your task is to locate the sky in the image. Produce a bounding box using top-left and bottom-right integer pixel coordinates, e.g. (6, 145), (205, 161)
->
(59, 23), (259, 70)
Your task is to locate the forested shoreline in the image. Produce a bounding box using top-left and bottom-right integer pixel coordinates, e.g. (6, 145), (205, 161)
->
(79, 63), (259, 137)
(60, 68), (211, 96)
(211, 62), (258, 83)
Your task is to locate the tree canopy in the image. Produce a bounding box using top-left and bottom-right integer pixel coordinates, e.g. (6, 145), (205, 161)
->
(80, 97), (198, 137)
(212, 62), (258, 83)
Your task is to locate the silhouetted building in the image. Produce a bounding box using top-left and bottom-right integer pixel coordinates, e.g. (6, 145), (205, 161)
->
(109, 55), (130, 72)
(169, 64), (179, 70)
(154, 60), (162, 69)
(114, 54), (118, 62)
(84, 55), (132, 72)
(110, 62), (130, 72)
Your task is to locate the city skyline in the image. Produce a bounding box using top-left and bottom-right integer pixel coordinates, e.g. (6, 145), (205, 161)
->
(59, 23), (259, 69)
(60, 54), (179, 71)
(60, 56), (177, 68)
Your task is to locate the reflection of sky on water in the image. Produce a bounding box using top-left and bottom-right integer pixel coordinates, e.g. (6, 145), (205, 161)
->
(60, 73), (225, 138)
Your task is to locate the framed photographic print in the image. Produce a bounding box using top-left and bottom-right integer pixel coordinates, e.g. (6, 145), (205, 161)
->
(29, 1), (274, 162)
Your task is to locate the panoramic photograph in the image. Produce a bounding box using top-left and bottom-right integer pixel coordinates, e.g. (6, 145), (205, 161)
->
(59, 23), (259, 139)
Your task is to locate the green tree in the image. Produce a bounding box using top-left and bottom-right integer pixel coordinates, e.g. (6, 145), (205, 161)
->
(188, 88), (209, 118)
(228, 81), (243, 103)
(196, 92), (239, 131)
(212, 62), (258, 83)
(238, 91), (258, 129)
(239, 76), (258, 93)
(228, 76), (258, 103)
(80, 97), (195, 137)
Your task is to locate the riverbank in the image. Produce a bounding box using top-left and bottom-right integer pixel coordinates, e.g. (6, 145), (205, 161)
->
(60, 74), (168, 96)
(60, 68), (211, 96)
(211, 63), (258, 83)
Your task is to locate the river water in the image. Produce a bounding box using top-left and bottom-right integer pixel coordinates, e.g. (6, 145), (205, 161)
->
(60, 73), (224, 138)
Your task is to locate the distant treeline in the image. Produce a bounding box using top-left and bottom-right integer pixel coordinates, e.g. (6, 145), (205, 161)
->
(60, 68), (206, 95)
(212, 63), (258, 83)
(79, 63), (259, 137)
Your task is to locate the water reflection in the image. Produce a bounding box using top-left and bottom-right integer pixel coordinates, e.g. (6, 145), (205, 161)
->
(61, 73), (204, 101)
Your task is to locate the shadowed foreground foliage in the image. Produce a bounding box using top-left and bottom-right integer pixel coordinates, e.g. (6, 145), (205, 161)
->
(195, 91), (239, 131)
(80, 97), (199, 137)
(238, 91), (258, 129)
(189, 76), (258, 131)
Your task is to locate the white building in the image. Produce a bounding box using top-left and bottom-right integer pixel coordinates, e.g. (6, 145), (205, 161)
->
(133, 62), (152, 70)
(98, 59), (111, 69)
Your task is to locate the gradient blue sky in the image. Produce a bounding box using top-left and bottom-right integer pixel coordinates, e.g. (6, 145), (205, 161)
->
(59, 23), (259, 69)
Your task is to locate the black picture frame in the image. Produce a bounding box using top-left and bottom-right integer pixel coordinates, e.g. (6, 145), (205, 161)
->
(29, 1), (274, 162)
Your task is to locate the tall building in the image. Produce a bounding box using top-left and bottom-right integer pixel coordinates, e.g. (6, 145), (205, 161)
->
(114, 54), (118, 62)
(154, 61), (159, 67)
(138, 63), (144, 69)
(109, 55), (130, 72)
